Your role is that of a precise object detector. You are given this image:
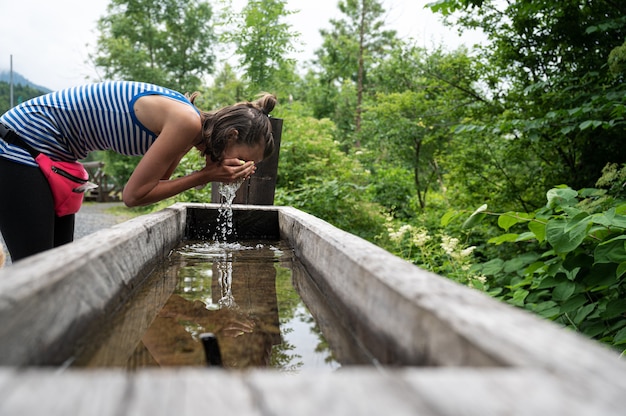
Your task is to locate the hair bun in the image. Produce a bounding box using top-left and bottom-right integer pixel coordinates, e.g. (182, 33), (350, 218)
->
(256, 93), (277, 116)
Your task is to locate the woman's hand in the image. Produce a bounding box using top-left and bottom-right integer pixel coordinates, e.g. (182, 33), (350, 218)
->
(199, 156), (256, 184)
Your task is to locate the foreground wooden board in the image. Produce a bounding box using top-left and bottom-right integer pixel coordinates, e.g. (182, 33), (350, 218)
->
(0, 367), (624, 416)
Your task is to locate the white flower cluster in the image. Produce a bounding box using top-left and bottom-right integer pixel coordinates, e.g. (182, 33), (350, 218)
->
(385, 220), (487, 290)
(441, 235), (476, 261)
(388, 223), (433, 248)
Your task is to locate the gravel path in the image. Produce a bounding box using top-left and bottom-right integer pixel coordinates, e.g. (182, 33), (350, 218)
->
(74, 202), (132, 239)
(1, 202), (132, 267)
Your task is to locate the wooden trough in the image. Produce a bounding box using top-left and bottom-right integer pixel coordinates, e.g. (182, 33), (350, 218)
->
(0, 203), (625, 415)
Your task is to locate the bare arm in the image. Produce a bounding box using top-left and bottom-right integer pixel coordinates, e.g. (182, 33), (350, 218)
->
(121, 96), (254, 207)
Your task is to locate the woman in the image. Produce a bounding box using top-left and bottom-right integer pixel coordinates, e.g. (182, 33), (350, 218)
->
(0, 81), (275, 262)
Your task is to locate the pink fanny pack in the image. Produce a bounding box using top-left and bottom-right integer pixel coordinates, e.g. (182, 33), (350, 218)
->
(0, 124), (95, 217)
(35, 154), (94, 217)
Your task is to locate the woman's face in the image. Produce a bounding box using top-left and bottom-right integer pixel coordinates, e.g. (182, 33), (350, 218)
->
(223, 141), (265, 164)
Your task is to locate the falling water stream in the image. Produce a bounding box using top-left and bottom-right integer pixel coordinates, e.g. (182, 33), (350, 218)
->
(214, 179), (245, 242)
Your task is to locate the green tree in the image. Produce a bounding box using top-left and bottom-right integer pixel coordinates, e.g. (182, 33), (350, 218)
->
(202, 63), (246, 109)
(429, 0), (626, 197)
(92, 0), (217, 92)
(314, 0), (396, 143)
(293, 69), (339, 121)
(224, 0), (299, 95)
(361, 44), (487, 212)
(424, 0), (626, 352)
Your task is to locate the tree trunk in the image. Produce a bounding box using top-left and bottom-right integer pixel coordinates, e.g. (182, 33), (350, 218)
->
(355, 0), (366, 146)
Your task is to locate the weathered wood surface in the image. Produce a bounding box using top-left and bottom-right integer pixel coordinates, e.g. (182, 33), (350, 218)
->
(72, 259), (179, 368)
(1, 367), (625, 416)
(278, 205), (626, 373)
(0, 206), (185, 366)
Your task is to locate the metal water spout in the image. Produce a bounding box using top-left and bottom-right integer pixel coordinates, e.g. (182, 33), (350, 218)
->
(200, 333), (223, 367)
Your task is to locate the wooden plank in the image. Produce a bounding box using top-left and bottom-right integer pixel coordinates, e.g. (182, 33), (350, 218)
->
(401, 367), (626, 416)
(2, 368), (437, 416)
(244, 369), (437, 416)
(124, 369), (262, 416)
(2, 367), (626, 416)
(0, 368), (17, 403)
(0, 369), (128, 416)
(291, 259), (377, 365)
(278, 205), (626, 376)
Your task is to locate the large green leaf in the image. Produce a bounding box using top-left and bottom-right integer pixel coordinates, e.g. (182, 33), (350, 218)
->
(440, 210), (459, 227)
(487, 233), (519, 245)
(590, 208), (626, 229)
(463, 204), (488, 229)
(498, 211), (532, 231)
(582, 321), (608, 339)
(552, 281), (577, 301)
(615, 204), (626, 215)
(503, 253), (540, 274)
(594, 235), (626, 264)
(528, 220), (546, 243)
(525, 261), (546, 275)
(515, 232), (536, 242)
(601, 299), (626, 319)
(573, 303), (596, 325)
(536, 275), (561, 289)
(480, 258), (504, 276)
(511, 289), (529, 307)
(579, 119), (603, 130)
(613, 326), (626, 345)
(564, 212), (590, 233)
(534, 301), (560, 318)
(545, 218), (588, 254)
(559, 295), (587, 314)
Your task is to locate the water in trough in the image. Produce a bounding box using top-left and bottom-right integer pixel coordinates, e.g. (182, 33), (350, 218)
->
(71, 182), (369, 371)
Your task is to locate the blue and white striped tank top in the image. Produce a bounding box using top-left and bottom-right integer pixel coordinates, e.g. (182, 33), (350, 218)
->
(0, 81), (199, 167)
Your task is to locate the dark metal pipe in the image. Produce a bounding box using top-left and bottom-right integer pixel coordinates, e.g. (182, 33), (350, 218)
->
(200, 333), (223, 367)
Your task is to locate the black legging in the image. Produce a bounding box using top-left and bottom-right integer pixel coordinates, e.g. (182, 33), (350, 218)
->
(0, 157), (74, 262)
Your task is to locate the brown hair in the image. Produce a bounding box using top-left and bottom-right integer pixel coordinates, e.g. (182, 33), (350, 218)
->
(187, 93), (276, 162)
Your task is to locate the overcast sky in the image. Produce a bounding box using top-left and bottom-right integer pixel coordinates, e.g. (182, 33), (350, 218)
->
(0, 0), (484, 91)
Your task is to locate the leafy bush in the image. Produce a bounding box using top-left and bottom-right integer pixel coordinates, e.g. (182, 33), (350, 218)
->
(101, 150), (141, 191)
(463, 185), (626, 352)
(273, 110), (387, 242)
(382, 217), (486, 290)
(368, 166), (418, 220)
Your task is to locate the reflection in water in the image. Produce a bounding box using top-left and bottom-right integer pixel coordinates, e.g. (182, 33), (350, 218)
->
(73, 240), (340, 372)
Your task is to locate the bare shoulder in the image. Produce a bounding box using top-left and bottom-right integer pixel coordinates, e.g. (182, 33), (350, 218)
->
(134, 95), (201, 136)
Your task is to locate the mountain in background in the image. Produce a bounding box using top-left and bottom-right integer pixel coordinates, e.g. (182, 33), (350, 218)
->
(0, 71), (51, 113)
(0, 70), (51, 93)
